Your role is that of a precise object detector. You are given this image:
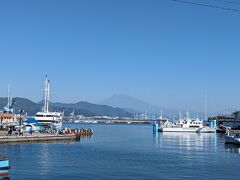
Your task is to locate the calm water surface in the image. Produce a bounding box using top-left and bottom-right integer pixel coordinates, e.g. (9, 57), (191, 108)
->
(1, 124), (240, 180)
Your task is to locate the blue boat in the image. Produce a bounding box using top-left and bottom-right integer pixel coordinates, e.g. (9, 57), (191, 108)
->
(0, 157), (10, 176)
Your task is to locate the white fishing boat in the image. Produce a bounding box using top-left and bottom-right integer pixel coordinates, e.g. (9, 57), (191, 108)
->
(34, 75), (63, 129)
(159, 112), (215, 133)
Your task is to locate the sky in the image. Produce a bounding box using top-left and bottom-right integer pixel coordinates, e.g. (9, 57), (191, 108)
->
(0, 0), (240, 113)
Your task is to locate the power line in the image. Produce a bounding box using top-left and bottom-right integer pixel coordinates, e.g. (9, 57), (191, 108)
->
(171, 0), (240, 12)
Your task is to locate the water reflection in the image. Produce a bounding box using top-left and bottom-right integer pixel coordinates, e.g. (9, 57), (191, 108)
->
(152, 132), (159, 148)
(156, 132), (217, 152)
(0, 136), (91, 179)
(225, 144), (240, 154)
(0, 175), (10, 180)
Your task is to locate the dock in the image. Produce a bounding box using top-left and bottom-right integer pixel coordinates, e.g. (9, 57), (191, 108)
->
(0, 126), (93, 144)
(66, 119), (152, 124)
(0, 133), (78, 144)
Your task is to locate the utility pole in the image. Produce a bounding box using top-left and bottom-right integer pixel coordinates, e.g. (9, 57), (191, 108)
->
(19, 110), (24, 136)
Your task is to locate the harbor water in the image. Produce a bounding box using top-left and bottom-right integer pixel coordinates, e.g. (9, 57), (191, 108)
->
(0, 123), (240, 180)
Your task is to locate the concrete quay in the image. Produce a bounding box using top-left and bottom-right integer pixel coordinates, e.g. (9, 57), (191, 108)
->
(0, 131), (78, 144)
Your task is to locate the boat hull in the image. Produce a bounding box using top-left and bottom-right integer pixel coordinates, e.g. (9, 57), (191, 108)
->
(36, 121), (63, 130)
(159, 127), (199, 132)
(0, 159), (10, 176)
(159, 127), (216, 133)
(225, 136), (240, 145)
(197, 127), (216, 133)
(0, 170), (9, 176)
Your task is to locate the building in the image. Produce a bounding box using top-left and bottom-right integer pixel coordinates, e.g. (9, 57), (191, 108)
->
(0, 97), (15, 125)
(0, 113), (14, 125)
(213, 111), (240, 129)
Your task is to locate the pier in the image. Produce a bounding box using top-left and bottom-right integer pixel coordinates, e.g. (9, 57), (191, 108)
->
(0, 126), (93, 143)
(0, 133), (78, 144)
(67, 119), (152, 124)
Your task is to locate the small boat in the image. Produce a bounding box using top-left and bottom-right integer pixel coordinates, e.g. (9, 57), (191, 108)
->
(0, 156), (10, 176)
(225, 135), (240, 145)
(196, 127), (216, 133)
(224, 128), (240, 145)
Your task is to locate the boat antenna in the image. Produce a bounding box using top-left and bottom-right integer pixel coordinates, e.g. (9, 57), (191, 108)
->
(186, 111), (190, 121)
(204, 91), (207, 121)
(179, 111), (182, 120)
(160, 110), (163, 119)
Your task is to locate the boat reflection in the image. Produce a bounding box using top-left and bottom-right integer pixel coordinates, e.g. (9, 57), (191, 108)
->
(153, 132), (159, 148)
(0, 175), (10, 180)
(156, 132), (217, 152)
(225, 144), (240, 154)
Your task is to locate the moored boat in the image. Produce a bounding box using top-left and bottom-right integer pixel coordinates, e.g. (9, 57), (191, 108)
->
(225, 135), (240, 145)
(0, 156), (10, 176)
(159, 112), (215, 133)
(34, 75), (63, 129)
(224, 128), (240, 145)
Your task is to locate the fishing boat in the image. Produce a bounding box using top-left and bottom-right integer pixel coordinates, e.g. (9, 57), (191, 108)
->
(159, 112), (215, 133)
(225, 134), (240, 145)
(0, 156), (10, 176)
(34, 75), (63, 129)
(224, 128), (240, 145)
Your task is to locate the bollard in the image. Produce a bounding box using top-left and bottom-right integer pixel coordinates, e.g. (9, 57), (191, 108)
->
(213, 120), (217, 128)
(153, 123), (158, 134)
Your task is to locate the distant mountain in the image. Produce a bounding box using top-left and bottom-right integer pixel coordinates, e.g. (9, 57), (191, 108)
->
(99, 94), (162, 114)
(122, 108), (139, 114)
(0, 97), (131, 117)
(0, 97), (41, 116)
(99, 94), (206, 117)
(51, 101), (132, 117)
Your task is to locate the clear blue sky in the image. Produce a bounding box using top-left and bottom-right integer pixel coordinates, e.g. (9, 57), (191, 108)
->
(0, 0), (239, 113)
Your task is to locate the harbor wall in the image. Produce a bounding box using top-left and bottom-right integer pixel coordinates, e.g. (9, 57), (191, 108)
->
(0, 134), (77, 143)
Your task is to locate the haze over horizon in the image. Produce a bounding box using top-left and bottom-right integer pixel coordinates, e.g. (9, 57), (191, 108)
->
(0, 0), (240, 114)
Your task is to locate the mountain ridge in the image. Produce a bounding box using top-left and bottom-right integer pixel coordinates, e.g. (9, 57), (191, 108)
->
(51, 101), (132, 117)
(0, 97), (132, 117)
(99, 94), (193, 116)
(99, 94), (162, 114)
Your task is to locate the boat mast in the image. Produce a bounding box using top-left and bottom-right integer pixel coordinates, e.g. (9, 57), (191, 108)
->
(4, 82), (12, 113)
(46, 79), (50, 113)
(204, 92), (207, 121)
(179, 112), (182, 121)
(160, 110), (163, 119)
(7, 82), (11, 108)
(43, 75), (50, 113)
